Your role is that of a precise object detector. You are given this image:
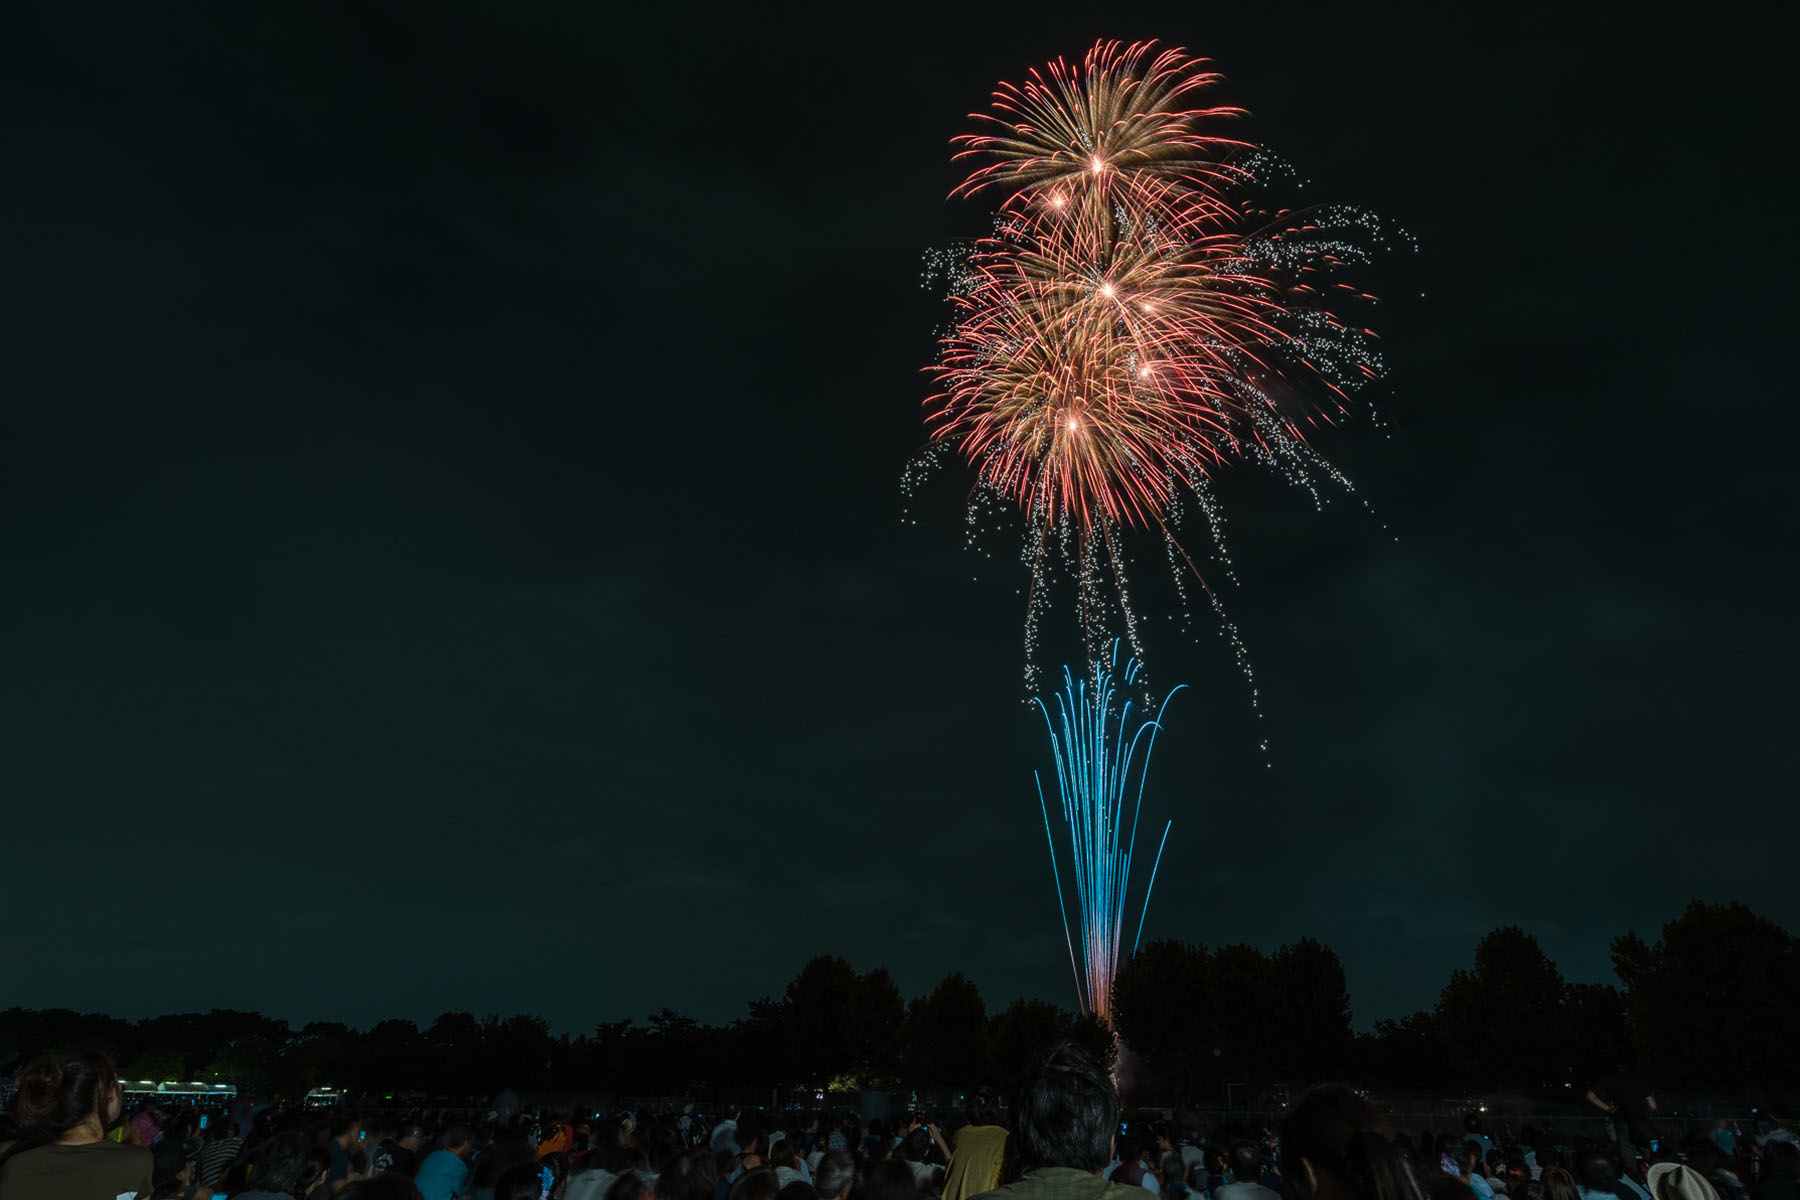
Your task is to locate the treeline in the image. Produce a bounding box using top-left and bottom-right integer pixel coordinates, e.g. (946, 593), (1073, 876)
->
(0, 962), (1110, 1103)
(1114, 900), (1800, 1098)
(3, 900), (1793, 1103)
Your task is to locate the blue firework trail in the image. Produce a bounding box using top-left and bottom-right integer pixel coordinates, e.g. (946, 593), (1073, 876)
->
(1033, 641), (1185, 1025)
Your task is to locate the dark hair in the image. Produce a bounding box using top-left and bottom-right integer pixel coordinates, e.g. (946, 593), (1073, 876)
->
(1540, 1167), (1580, 1200)
(1281, 1086), (1427, 1200)
(1012, 1042), (1117, 1172)
(966, 1089), (1002, 1128)
(857, 1159), (921, 1200)
(777, 1183), (821, 1200)
(903, 1130), (932, 1163)
(300, 1145), (333, 1196)
(496, 1162), (548, 1200)
(342, 1175), (427, 1200)
(733, 1167), (783, 1200)
(1574, 1148), (1632, 1200)
(1231, 1142), (1264, 1182)
(8, 1052), (120, 1139)
(444, 1123), (476, 1151)
(659, 1145), (722, 1200)
(611, 1171), (655, 1200)
(246, 1130), (315, 1194)
(815, 1150), (856, 1200)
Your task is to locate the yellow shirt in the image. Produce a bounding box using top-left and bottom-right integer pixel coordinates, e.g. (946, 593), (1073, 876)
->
(942, 1125), (1010, 1200)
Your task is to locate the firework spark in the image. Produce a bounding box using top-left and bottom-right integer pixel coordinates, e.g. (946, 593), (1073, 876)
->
(1034, 640), (1184, 1026)
(915, 40), (1402, 690)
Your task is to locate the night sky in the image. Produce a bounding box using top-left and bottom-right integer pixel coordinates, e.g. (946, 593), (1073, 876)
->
(6, 2), (1795, 1034)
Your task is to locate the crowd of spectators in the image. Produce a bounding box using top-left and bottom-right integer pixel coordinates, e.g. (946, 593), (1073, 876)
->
(2, 1047), (1797, 1200)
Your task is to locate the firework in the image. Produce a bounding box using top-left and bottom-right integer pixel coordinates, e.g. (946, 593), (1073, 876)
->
(917, 39), (1401, 687)
(1034, 640), (1184, 1025)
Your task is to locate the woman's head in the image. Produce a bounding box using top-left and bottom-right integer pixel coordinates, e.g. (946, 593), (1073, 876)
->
(8, 1052), (121, 1139)
(1541, 1166), (1580, 1200)
(1281, 1086), (1427, 1200)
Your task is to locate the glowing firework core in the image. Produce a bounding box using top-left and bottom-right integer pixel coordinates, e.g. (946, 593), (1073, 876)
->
(914, 37), (1395, 689)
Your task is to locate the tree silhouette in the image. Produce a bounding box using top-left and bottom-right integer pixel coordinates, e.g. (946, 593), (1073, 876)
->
(1435, 926), (1569, 1086)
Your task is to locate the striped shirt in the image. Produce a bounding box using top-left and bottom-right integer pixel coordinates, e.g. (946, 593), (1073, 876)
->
(198, 1136), (243, 1185)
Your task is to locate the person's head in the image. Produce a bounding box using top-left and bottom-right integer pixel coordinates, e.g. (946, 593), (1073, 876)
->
(903, 1129), (932, 1163)
(772, 1139), (803, 1169)
(859, 1159), (920, 1200)
(777, 1183), (821, 1200)
(611, 1172), (655, 1200)
(245, 1130), (315, 1195)
(659, 1145), (721, 1200)
(1230, 1143), (1265, 1181)
(965, 1089), (1002, 1129)
(342, 1176), (428, 1200)
(1160, 1152), (1185, 1185)
(1765, 1144), (1800, 1180)
(1540, 1167), (1579, 1200)
(732, 1167), (783, 1200)
(815, 1150), (856, 1200)
(302, 1144), (333, 1191)
(397, 1121), (426, 1149)
(8, 1051), (123, 1140)
(1574, 1149), (1629, 1200)
(1649, 1165), (1723, 1200)
(1281, 1086), (1427, 1200)
(444, 1123), (476, 1157)
(334, 1115), (364, 1144)
(1012, 1042), (1117, 1173)
(1459, 1143), (1484, 1176)
(496, 1162), (550, 1200)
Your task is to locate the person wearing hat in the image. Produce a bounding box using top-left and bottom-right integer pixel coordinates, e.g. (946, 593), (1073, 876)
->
(1645, 1164), (1720, 1200)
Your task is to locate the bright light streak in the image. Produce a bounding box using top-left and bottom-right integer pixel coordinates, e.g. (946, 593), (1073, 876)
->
(1034, 641), (1184, 1026)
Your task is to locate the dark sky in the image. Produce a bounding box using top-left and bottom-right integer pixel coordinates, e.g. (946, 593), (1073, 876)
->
(5, 2), (1795, 1034)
